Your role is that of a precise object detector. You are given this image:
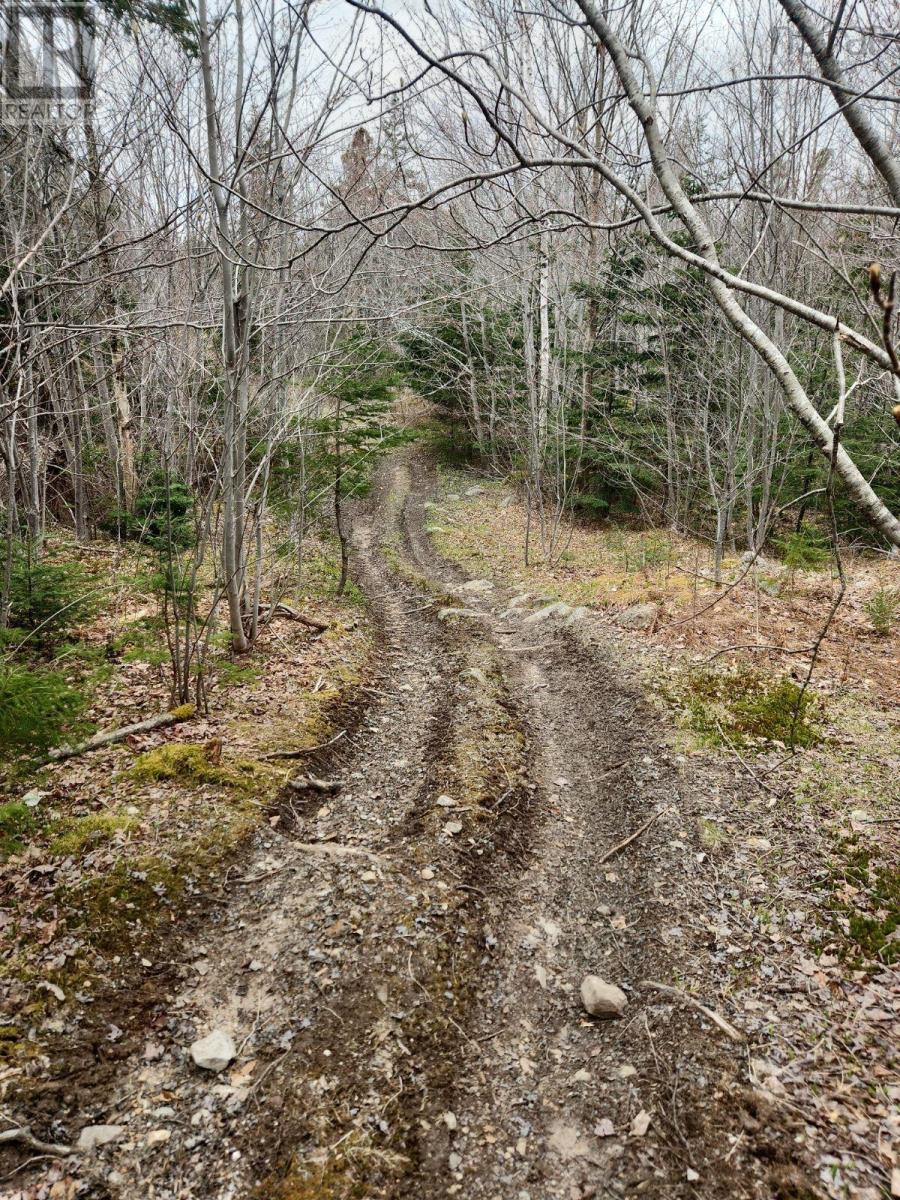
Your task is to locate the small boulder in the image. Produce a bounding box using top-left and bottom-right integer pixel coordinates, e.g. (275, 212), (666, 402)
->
(524, 602), (569, 626)
(580, 975), (627, 1018)
(615, 602), (659, 631)
(565, 606), (589, 626)
(190, 1029), (236, 1072)
(459, 578), (493, 594)
(77, 1125), (125, 1152)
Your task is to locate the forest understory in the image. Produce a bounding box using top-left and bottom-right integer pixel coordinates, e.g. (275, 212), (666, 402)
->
(1, 440), (897, 1200)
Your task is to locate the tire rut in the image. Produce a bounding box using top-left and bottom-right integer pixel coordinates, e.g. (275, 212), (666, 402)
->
(47, 446), (782, 1200)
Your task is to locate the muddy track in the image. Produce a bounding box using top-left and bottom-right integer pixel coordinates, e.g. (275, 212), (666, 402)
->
(11, 447), (807, 1200)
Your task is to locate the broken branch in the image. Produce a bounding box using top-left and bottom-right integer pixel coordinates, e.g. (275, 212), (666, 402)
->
(639, 979), (744, 1043)
(596, 806), (673, 865)
(46, 706), (195, 763)
(0, 1125), (73, 1157)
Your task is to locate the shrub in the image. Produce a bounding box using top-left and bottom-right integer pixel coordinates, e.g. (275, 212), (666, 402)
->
(864, 586), (899, 637)
(102, 472), (195, 549)
(7, 547), (96, 645)
(0, 665), (85, 757)
(773, 527), (831, 572)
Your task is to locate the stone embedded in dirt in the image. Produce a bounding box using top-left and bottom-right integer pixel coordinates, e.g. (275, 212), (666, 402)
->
(360, 869), (378, 882)
(460, 667), (490, 688)
(580, 975), (627, 1018)
(459, 578), (493, 593)
(421, 867), (435, 880)
(443, 820), (463, 836)
(524, 602), (570, 625)
(594, 1118), (615, 1138)
(436, 794), (456, 807)
(630, 1109), (652, 1137)
(464, 485), (484, 496)
(190, 1029), (236, 1072)
(77, 1125), (125, 1151)
(437, 606), (481, 622)
(548, 1122), (591, 1160)
(565, 606), (589, 626)
(615, 602), (659, 630)
(746, 836), (772, 851)
(147, 1129), (171, 1146)
(442, 1110), (458, 1131)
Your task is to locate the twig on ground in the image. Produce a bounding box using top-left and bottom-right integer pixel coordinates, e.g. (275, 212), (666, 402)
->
(639, 980), (744, 1043)
(269, 603), (329, 633)
(287, 773), (342, 793)
(264, 730), (347, 760)
(596, 806), (674, 865)
(714, 720), (786, 800)
(0, 1125), (73, 1157)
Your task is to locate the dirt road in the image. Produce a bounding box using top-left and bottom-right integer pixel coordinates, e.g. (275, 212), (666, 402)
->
(10, 449), (805, 1199)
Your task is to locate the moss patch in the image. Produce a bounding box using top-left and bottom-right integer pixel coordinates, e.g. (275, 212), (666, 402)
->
(823, 838), (899, 966)
(663, 666), (823, 750)
(48, 811), (137, 856)
(58, 854), (186, 953)
(0, 801), (39, 858)
(126, 743), (266, 791)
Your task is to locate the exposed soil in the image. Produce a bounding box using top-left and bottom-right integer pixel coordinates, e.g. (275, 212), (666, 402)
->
(3, 448), (825, 1199)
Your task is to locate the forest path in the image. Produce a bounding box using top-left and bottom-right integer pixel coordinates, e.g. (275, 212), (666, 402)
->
(44, 447), (780, 1200)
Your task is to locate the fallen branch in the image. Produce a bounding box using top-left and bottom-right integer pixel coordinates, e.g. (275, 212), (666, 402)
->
(0, 1125), (73, 1157)
(46, 706), (194, 763)
(271, 603), (329, 633)
(287, 773), (342, 793)
(264, 730), (347, 760)
(639, 980), (744, 1043)
(596, 806), (673, 865)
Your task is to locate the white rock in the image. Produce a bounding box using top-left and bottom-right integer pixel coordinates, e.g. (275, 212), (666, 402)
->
(190, 1029), (236, 1072)
(442, 1110), (458, 1131)
(524, 602), (567, 625)
(459, 578), (493, 593)
(421, 867), (435, 880)
(77, 1125), (124, 1151)
(443, 820), (463, 836)
(436, 795), (456, 807)
(580, 975), (627, 1018)
(146, 1129), (171, 1146)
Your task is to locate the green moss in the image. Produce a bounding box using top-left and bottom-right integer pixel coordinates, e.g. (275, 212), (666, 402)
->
(217, 661), (262, 688)
(0, 801), (38, 858)
(113, 617), (170, 666)
(49, 811), (137, 857)
(126, 743), (263, 791)
(824, 839), (899, 966)
(59, 854), (185, 953)
(665, 666), (822, 749)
